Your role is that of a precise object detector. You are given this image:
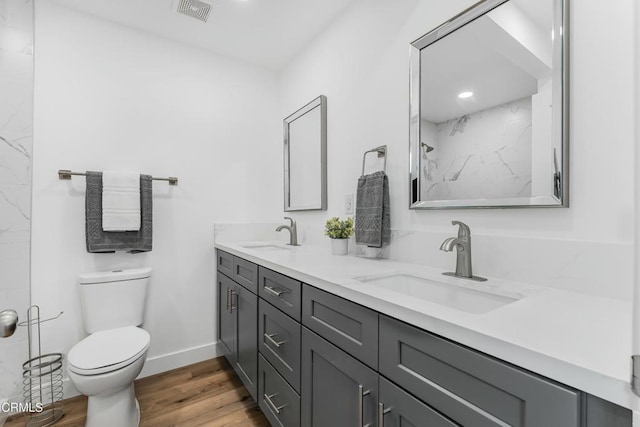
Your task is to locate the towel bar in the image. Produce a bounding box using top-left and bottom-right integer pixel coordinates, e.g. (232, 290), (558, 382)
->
(361, 145), (387, 175)
(58, 170), (178, 185)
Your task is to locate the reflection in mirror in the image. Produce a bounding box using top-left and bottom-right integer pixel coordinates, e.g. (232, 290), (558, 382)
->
(409, 0), (568, 209)
(284, 95), (327, 211)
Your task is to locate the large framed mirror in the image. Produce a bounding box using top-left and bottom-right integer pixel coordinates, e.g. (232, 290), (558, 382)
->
(409, 0), (568, 209)
(284, 95), (327, 211)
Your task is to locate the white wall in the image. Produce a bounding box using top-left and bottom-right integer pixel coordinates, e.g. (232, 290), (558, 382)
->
(31, 1), (281, 393)
(0, 0), (33, 410)
(278, 0), (636, 299)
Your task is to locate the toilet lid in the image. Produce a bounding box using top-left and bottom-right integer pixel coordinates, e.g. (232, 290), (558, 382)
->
(68, 326), (150, 375)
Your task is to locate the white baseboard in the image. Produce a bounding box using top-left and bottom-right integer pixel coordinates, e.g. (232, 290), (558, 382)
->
(61, 341), (221, 401)
(139, 341), (220, 378)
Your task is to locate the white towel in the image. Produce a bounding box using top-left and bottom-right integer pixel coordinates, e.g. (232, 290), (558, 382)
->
(102, 171), (141, 231)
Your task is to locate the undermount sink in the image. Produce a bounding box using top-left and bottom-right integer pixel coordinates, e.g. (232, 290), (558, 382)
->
(354, 273), (522, 315)
(240, 243), (290, 252)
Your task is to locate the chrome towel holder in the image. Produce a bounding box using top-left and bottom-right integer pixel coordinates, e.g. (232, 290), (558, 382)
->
(361, 145), (387, 175)
(58, 169), (178, 186)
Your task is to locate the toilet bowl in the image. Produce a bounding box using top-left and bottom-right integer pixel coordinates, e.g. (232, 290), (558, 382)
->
(68, 326), (150, 427)
(68, 268), (151, 427)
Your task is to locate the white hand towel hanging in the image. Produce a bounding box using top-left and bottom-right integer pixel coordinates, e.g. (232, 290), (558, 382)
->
(102, 171), (141, 231)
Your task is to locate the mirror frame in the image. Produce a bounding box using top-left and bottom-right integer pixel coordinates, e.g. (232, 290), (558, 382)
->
(409, 0), (569, 209)
(284, 95), (327, 211)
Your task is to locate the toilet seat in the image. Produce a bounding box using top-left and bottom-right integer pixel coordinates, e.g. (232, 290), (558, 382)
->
(68, 326), (150, 375)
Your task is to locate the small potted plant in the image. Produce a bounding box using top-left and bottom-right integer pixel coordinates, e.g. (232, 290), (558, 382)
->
(325, 217), (354, 255)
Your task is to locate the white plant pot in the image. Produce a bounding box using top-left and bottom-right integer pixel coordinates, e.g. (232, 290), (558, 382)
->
(331, 238), (349, 255)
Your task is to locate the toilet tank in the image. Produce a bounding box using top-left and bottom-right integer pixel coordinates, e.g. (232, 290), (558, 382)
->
(78, 267), (151, 333)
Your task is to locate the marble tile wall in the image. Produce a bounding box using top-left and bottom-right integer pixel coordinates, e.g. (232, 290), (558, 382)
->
(421, 97), (533, 201)
(0, 0), (33, 414)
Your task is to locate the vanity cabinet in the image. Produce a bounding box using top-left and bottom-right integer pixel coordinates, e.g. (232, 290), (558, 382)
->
(217, 261), (258, 401)
(215, 250), (632, 427)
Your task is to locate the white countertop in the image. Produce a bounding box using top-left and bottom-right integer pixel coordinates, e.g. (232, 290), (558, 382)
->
(215, 240), (637, 411)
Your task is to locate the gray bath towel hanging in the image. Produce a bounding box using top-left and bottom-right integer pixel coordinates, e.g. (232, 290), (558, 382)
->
(355, 171), (390, 248)
(85, 171), (153, 253)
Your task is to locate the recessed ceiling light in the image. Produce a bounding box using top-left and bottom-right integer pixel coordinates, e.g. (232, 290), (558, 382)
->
(458, 91), (474, 99)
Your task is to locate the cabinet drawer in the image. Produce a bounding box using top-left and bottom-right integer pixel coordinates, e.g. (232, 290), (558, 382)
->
(379, 315), (580, 427)
(379, 376), (459, 427)
(259, 267), (301, 321)
(302, 285), (378, 369)
(258, 354), (301, 427)
(216, 250), (234, 278)
(233, 257), (258, 294)
(259, 299), (301, 392)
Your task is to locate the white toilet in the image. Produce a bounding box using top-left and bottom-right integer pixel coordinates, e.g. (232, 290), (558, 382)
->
(68, 268), (152, 427)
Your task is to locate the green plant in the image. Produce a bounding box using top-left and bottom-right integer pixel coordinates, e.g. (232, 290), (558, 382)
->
(324, 217), (354, 239)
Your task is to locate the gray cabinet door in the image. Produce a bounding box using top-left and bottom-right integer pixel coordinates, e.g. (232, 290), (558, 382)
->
(379, 376), (459, 427)
(218, 273), (235, 362)
(258, 354), (301, 427)
(259, 267), (302, 321)
(302, 284), (378, 369)
(379, 315), (580, 427)
(584, 394), (632, 427)
(216, 250), (234, 278)
(259, 299), (301, 392)
(233, 257), (258, 294)
(301, 327), (378, 427)
(233, 283), (258, 401)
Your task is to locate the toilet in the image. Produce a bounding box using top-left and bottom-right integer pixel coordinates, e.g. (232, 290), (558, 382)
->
(67, 268), (152, 427)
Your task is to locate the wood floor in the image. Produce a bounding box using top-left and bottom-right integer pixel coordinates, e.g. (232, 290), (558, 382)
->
(5, 357), (269, 427)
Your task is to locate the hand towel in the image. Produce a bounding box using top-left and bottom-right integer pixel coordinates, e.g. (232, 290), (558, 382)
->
(86, 171), (153, 253)
(355, 171), (390, 248)
(102, 171), (141, 231)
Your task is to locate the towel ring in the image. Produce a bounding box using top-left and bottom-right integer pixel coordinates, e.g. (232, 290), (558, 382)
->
(362, 145), (387, 175)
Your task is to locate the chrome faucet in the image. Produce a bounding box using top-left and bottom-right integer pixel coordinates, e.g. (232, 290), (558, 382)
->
(440, 221), (486, 282)
(276, 217), (299, 246)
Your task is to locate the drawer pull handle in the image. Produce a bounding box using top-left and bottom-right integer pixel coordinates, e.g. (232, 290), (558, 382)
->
(229, 290), (237, 312)
(357, 384), (371, 427)
(264, 333), (287, 348)
(264, 285), (284, 297)
(378, 402), (391, 427)
(225, 288), (230, 311)
(264, 393), (287, 414)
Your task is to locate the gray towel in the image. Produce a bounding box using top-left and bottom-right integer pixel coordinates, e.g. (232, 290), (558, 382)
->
(355, 171), (390, 248)
(86, 171), (152, 253)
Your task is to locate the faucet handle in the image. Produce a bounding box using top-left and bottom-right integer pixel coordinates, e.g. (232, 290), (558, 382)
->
(451, 221), (470, 237)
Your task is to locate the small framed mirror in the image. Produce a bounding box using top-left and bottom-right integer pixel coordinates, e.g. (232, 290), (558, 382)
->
(409, 0), (569, 209)
(284, 95), (327, 211)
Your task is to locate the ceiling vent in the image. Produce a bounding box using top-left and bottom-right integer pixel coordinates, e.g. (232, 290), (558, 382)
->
(177, 0), (212, 23)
